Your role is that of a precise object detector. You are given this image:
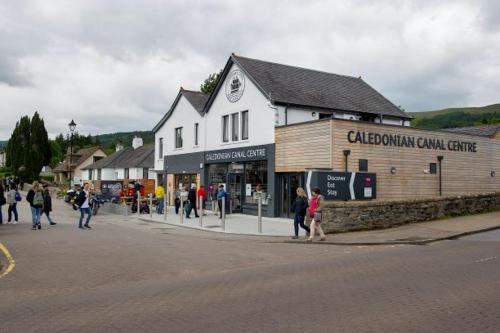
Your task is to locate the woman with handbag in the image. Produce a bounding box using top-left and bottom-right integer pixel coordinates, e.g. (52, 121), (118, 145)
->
(307, 187), (326, 242)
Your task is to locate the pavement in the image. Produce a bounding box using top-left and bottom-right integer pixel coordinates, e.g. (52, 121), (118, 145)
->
(138, 205), (500, 245)
(1, 193), (499, 333)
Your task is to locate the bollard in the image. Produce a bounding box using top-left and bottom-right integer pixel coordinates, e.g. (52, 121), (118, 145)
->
(149, 193), (153, 218)
(137, 192), (141, 217)
(163, 193), (167, 221)
(199, 195), (203, 227)
(221, 198), (226, 231)
(257, 195), (262, 233)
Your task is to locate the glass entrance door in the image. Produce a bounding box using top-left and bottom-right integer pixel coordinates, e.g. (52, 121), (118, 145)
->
(279, 173), (304, 218)
(228, 173), (243, 213)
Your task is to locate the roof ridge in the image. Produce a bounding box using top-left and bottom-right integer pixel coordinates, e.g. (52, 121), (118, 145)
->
(232, 54), (360, 81)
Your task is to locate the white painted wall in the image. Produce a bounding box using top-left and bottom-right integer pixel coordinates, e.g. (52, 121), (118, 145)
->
(204, 63), (275, 151)
(154, 94), (205, 170)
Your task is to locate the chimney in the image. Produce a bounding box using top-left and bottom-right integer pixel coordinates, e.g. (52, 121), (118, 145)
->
(132, 136), (143, 150)
(115, 140), (124, 152)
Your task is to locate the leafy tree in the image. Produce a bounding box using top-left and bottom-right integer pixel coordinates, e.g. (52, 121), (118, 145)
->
(200, 70), (222, 94)
(6, 112), (51, 182)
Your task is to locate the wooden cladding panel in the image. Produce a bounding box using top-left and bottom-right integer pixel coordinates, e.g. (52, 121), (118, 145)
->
(275, 119), (500, 201)
(275, 121), (331, 171)
(331, 121), (500, 201)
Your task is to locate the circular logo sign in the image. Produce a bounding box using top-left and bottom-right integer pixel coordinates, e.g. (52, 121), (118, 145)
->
(225, 70), (245, 103)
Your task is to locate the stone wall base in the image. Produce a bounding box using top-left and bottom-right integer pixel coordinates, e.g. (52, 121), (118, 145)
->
(321, 193), (500, 233)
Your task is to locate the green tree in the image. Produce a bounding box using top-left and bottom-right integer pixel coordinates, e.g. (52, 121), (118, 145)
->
(6, 112), (52, 181)
(200, 70), (222, 94)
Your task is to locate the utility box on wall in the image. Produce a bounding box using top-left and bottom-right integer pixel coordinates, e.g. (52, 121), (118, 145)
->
(306, 170), (377, 200)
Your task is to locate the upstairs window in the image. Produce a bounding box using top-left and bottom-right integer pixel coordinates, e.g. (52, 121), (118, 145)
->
(124, 168), (129, 179)
(222, 115), (229, 142)
(194, 123), (199, 146)
(143, 168), (148, 179)
(158, 138), (163, 159)
(88, 169), (93, 180)
(231, 112), (239, 141)
(241, 110), (249, 140)
(175, 127), (183, 148)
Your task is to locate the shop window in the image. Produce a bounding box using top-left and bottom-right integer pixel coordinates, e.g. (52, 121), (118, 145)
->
(429, 163), (437, 174)
(208, 164), (228, 196)
(241, 110), (249, 140)
(232, 112), (239, 141)
(158, 137), (163, 158)
(194, 123), (199, 146)
(222, 115), (229, 142)
(175, 127), (183, 148)
(245, 161), (268, 205)
(359, 159), (368, 172)
(124, 168), (129, 179)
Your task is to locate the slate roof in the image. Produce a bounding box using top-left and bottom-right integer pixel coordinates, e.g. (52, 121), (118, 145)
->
(152, 88), (209, 132)
(53, 146), (104, 173)
(82, 144), (154, 170)
(205, 54), (410, 119)
(442, 125), (499, 138)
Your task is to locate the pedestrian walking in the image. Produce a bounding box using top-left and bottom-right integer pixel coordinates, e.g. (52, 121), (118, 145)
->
(290, 187), (310, 239)
(6, 184), (21, 224)
(307, 187), (326, 242)
(210, 184), (218, 214)
(186, 185), (199, 219)
(0, 183), (5, 224)
(155, 183), (165, 214)
(217, 184), (226, 219)
(42, 184), (56, 226)
(174, 188), (181, 215)
(75, 182), (92, 229)
(197, 185), (206, 215)
(26, 182), (44, 230)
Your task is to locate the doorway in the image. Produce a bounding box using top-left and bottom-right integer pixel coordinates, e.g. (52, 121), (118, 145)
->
(228, 173), (243, 213)
(279, 173), (304, 218)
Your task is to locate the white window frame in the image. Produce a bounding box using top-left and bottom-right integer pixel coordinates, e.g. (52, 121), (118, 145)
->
(175, 127), (183, 149)
(231, 112), (239, 141)
(222, 115), (229, 143)
(241, 110), (249, 140)
(194, 123), (199, 146)
(158, 137), (163, 159)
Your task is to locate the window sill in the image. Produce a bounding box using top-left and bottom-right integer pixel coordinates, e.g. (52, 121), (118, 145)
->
(173, 148), (183, 151)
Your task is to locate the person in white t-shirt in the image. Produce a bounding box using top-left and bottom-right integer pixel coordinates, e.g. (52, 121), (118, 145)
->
(75, 182), (92, 229)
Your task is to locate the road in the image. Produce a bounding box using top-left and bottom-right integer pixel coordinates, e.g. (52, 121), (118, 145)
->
(1, 196), (499, 333)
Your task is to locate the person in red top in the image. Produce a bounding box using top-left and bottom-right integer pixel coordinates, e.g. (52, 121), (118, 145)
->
(197, 185), (206, 210)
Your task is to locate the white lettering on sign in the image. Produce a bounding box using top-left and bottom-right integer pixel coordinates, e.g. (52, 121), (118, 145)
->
(205, 148), (266, 162)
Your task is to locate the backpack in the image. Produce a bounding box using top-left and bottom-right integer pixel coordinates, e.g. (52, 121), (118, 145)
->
(15, 191), (22, 202)
(33, 191), (44, 207)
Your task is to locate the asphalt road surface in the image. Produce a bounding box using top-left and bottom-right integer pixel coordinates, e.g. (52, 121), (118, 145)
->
(1, 198), (499, 333)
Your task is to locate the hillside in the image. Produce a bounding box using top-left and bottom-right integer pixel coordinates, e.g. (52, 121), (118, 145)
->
(409, 103), (500, 129)
(95, 131), (154, 149)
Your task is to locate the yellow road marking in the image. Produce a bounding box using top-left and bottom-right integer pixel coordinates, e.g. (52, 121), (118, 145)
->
(0, 242), (16, 278)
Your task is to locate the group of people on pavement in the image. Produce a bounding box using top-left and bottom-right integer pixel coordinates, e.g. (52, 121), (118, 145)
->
(0, 180), (56, 229)
(291, 186), (326, 242)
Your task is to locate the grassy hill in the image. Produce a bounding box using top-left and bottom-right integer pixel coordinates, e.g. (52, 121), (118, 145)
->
(409, 103), (500, 129)
(95, 131), (154, 149)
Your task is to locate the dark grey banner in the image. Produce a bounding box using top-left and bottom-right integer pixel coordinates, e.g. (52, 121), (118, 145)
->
(306, 171), (376, 200)
(204, 144), (271, 163)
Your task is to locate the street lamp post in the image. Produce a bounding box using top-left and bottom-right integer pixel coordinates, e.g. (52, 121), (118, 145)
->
(68, 119), (77, 189)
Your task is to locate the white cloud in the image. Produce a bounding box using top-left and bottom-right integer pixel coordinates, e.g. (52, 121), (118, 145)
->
(1, 0), (499, 139)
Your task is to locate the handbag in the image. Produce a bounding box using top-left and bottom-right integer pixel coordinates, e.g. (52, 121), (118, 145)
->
(313, 212), (322, 223)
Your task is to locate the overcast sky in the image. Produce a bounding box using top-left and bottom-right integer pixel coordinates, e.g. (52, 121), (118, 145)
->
(1, 0), (499, 139)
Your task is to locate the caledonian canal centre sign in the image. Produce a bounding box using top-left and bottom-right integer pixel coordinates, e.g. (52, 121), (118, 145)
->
(347, 130), (478, 153)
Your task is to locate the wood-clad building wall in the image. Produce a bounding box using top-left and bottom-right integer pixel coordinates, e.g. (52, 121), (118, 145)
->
(275, 119), (500, 201)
